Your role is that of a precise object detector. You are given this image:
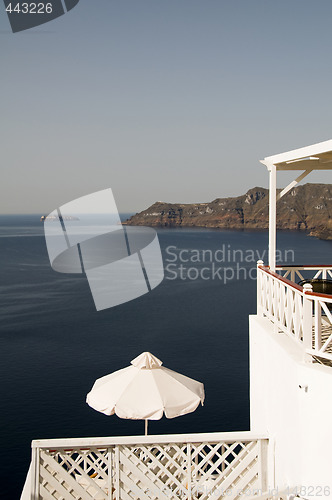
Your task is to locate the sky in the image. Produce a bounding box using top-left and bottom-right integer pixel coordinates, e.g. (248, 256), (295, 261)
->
(1, 0), (332, 214)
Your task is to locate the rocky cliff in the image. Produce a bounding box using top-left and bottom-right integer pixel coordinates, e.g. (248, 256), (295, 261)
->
(124, 184), (332, 240)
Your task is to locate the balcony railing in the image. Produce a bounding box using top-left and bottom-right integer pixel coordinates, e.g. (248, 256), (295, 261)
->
(257, 262), (332, 363)
(278, 265), (332, 282)
(29, 431), (269, 499)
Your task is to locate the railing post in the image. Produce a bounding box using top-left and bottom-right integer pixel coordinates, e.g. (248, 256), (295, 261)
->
(187, 443), (192, 500)
(314, 299), (322, 351)
(115, 446), (120, 500)
(30, 443), (39, 500)
(303, 283), (313, 362)
(257, 260), (264, 316)
(258, 439), (268, 493)
(108, 448), (112, 500)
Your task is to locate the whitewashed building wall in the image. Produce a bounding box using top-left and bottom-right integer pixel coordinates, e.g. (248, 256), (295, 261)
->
(249, 315), (332, 498)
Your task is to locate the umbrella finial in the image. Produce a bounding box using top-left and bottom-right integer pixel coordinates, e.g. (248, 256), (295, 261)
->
(131, 352), (163, 369)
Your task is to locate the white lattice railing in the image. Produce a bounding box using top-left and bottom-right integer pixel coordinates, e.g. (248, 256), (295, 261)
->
(305, 292), (332, 362)
(277, 265), (332, 284)
(257, 262), (332, 363)
(257, 263), (307, 344)
(29, 431), (269, 500)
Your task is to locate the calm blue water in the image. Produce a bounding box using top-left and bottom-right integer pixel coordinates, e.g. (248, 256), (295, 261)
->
(1, 215), (332, 498)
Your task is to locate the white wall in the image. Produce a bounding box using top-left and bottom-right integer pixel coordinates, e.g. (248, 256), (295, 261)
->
(250, 315), (332, 498)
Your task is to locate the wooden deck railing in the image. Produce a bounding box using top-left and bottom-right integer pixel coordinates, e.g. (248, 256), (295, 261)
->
(29, 431), (269, 499)
(257, 262), (332, 363)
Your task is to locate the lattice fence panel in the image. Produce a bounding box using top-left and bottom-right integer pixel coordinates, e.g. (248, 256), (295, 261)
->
(36, 438), (267, 499)
(190, 440), (261, 500)
(115, 443), (189, 499)
(112, 440), (263, 500)
(39, 447), (111, 499)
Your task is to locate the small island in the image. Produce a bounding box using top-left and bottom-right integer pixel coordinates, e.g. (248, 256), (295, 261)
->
(124, 183), (332, 240)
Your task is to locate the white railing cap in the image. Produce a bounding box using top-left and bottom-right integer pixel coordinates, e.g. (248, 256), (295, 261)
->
(32, 431), (268, 449)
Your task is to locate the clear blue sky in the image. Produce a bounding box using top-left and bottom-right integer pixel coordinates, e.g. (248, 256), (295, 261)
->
(1, 0), (332, 214)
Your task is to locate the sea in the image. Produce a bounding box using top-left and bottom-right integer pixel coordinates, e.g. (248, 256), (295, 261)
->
(1, 214), (332, 499)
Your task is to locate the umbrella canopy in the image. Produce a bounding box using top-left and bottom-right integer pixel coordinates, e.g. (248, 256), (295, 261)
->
(86, 352), (205, 425)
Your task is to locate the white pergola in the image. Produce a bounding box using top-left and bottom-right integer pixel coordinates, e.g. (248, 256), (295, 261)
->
(260, 139), (332, 272)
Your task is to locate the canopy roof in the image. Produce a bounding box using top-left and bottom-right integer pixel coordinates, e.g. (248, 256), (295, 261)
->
(260, 139), (332, 171)
(260, 138), (332, 272)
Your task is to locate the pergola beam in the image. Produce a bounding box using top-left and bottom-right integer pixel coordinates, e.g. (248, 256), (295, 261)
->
(262, 139), (332, 166)
(277, 169), (313, 201)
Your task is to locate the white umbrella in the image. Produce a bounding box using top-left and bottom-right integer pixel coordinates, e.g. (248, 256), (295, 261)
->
(86, 352), (205, 435)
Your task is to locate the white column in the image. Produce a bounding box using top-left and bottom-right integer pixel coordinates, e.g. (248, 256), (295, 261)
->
(268, 164), (277, 272)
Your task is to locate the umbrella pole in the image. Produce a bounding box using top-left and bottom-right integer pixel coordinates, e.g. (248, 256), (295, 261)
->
(145, 419), (148, 436)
